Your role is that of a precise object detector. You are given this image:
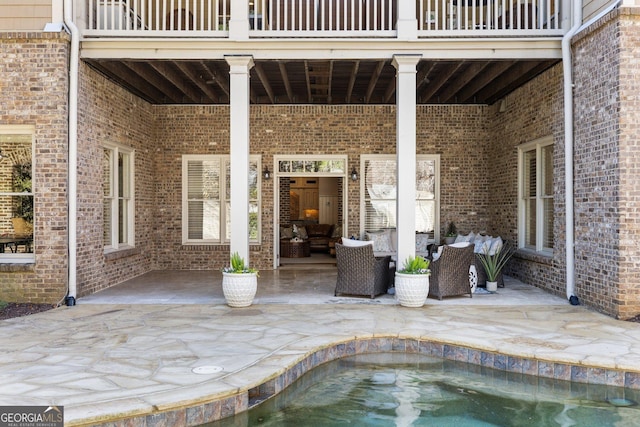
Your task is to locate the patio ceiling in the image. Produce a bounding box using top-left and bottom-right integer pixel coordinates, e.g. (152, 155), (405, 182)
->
(85, 58), (558, 105)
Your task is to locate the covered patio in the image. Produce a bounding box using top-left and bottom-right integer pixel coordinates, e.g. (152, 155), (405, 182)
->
(79, 268), (567, 307)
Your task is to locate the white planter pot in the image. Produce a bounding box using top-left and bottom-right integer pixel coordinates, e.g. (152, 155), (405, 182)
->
(222, 272), (258, 307)
(394, 273), (430, 308)
(486, 281), (498, 292)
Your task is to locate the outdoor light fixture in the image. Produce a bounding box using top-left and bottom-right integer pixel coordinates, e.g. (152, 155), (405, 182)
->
(263, 166), (271, 180)
(350, 167), (358, 181)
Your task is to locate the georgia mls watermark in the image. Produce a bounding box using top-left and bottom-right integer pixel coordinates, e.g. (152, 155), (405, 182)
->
(0, 406), (63, 427)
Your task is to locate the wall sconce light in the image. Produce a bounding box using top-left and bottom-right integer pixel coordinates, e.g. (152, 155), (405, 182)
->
(263, 166), (271, 180)
(350, 167), (358, 181)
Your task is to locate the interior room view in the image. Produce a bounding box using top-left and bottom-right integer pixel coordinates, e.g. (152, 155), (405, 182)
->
(278, 176), (342, 267)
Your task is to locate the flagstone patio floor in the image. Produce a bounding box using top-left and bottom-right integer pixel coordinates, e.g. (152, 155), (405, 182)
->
(1, 269), (639, 426)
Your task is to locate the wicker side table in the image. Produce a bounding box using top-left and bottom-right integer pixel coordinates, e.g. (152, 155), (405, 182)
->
(280, 240), (311, 258)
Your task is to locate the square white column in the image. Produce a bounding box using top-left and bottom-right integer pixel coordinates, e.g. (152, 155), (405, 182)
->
(229, 0), (250, 40)
(392, 54), (422, 267)
(226, 55), (254, 262)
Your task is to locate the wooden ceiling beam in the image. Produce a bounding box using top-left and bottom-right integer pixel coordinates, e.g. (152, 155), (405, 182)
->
(94, 60), (164, 104)
(456, 60), (514, 103)
(475, 61), (543, 104)
(148, 61), (202, 103)
(420, 62), (463, 102)
(200, 61), (230, 98)
(439, 62), (490, 103)
(483, 61), (556, 104)
(278, 61), (295, 103)
(174, 61), (219, 103)
(364, 60), (385, 104)
(346, 60), (360, 103)
(123, 61), (185, 103)
(254, 62), (276, 104)
(304, 61), (312, 103)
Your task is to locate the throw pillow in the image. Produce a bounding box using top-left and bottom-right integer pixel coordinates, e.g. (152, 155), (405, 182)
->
(331, 225), (342, 239)
(489, 237), (503, 255)
(280, 227), (294, 239)
(341, 239), (374, 248)
(416, 234), (430, 252)
(365, 230), (393, 252)
(297, 226), (308, 240)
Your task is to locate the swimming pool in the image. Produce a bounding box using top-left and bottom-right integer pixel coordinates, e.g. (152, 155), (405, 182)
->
(207, 353), (639, 426)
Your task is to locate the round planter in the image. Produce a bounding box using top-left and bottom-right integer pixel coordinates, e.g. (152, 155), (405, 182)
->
(394, 272), (430, 307)
(486, 280), (498, 292)
(444, 236), (456, 245)
(222, 272), (258, 307)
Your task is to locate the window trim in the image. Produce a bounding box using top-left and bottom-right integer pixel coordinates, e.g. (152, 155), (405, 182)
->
(359, 154), (440, 243)
(517, 136), (553, 255)
(181, 154), (261, 245)
(0, 126), (35, 264)
(103, 142), (135, 253)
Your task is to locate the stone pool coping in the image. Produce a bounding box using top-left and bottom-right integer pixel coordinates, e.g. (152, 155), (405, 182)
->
(2, 303), (639, 427)
(85, 336), (640, 427)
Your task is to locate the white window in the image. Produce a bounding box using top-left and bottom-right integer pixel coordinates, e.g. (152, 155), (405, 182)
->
(0, 127), (35, 263)
(104, 144), (135, 251)
(518, 137), (553, 253)
(182, 155), (261, 244)
(361, 155), (440, 241)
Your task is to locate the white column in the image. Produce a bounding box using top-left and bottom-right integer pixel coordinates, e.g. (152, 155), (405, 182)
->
(229, 0), (250, 40)
(396, 0), (418, 39)
(226, 55), (254, 262)
(392, 54), (421, 266)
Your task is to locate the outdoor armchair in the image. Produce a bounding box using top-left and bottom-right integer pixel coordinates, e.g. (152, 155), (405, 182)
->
(334, 243), (391, 298)
(429, 242), (475, 300)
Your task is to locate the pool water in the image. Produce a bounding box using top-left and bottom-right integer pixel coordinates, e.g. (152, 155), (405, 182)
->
(207, 353), (639, 426)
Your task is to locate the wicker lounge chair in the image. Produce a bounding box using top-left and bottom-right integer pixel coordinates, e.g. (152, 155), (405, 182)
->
(429, 243), (474, 300)
(334, 243), (391, 298)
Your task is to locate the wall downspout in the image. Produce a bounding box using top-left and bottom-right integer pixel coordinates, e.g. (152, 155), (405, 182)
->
(562, 0), (621, 304)
(63, 0), (79, 306)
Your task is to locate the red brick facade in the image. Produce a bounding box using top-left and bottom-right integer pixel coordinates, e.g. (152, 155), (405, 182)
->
(2, 9), (640, 319)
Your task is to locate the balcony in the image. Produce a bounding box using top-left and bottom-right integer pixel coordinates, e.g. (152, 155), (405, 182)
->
(79, 1), (565, 106)
(83, 0), (565, 38)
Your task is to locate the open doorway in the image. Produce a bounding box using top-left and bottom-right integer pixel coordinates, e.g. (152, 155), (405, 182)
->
(273, 155), (349, 269)
(278, 176), (343, 267)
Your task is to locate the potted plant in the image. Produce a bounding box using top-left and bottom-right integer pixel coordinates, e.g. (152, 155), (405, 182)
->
(444, 222), (457, 244)
(394, 255), (431, 307)
(476, 243), (514, 292)
(221, 252), (259, 307)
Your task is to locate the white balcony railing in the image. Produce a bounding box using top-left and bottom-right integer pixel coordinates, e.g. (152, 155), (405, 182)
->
(85, 0), (563, 37)
(416, 0), (561, 35)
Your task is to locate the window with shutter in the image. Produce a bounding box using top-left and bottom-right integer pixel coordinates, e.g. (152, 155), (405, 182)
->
(182, 155), (261, 244)
(518, 137), (553, 253)
(361, 155), (439, 241)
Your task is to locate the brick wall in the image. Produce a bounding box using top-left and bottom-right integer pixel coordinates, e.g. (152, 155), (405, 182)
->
(153, 104), (490, 270)
(0, 33), (70, 303)
(487, 63), (566, 299)
(571, 8), (640, 319)
(75, 63), (156, 297)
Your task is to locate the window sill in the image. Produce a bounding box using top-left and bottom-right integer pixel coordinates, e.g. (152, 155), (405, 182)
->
(0, 262), (35, 272)
(104, 246), (139, 261)
(514, 248), (553, 265)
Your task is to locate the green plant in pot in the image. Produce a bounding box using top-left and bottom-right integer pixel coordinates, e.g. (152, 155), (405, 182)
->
(444, 222), (457, 244)
(476, 243), (514, 292)
(395, 255), (431, 307)
(221, 252), (258, 307)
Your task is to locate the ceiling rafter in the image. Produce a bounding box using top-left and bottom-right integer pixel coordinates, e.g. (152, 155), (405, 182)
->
(84, 58), (559, 106)
(364, 60), (385, 104)
(346, 60), (360, 103)
(278, 61), (295, 103)
(148, 61), (202, 103)
(439, 62), (490, 103)
(254, 62), (276, 104)
(420, 62), (464, 103)
(174, 62), (219, 103)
